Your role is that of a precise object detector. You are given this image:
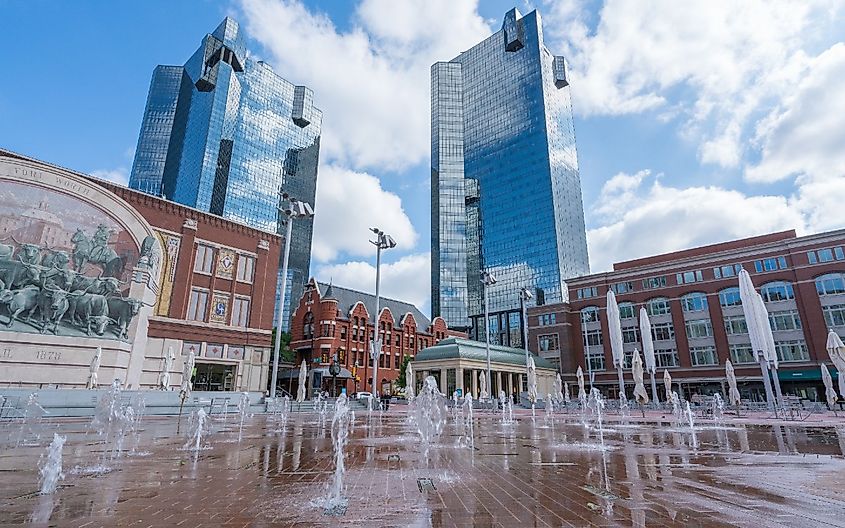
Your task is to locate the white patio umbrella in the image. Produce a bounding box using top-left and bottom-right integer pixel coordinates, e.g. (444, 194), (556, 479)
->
(576, 366), (586, 401)
(606, 290), (626, 397)
(738, 269), (778, 409)
(158, 346), (174, 391)
(180, 348), (195, 398)
(527, 355), (538, 403)
(821, 363), (838, 410)
(726, 360), (741, 406)
(86, 346), (102, 390)
(479, 370), (488, 399)
(405, 360), (415, 400)
(663, 369), (672, 400)
(564, 381), (571, 403)
(632, 349), (649, 405)
(826, 330), (845, 399)
(639, 307), (658, 403)
(295, 359), (307, 403)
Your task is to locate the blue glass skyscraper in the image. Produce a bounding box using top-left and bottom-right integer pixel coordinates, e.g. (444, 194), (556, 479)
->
(130, 18), (321, 329)
(431, 8), (589, 345)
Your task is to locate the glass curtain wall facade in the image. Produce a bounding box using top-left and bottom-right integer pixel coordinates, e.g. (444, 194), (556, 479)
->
(129, 18), (321, 329)
(431, 8), (589, 343)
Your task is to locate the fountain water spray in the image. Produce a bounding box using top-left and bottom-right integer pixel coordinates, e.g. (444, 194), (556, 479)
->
(684, 401), (698, 448)
(324, 393), (352, 515)
(618, 393), (630, 420)
(711, 394), (725, 422)
(184, 408), (210, 451)
(91, 380), (144, 460)
(458, 394), (475, 449)
(545, 393), (554, 422)
(237, 392), (250, 442)
(412, 376), (448, 462)
(15, 392), (46, 447)
(39, 434), (66, 494)
(587, 388), (606, 451)
(670, 392), (683, 427)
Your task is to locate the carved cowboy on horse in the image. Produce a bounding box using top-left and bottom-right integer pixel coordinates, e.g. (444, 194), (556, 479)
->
(71, 225), (124, 277)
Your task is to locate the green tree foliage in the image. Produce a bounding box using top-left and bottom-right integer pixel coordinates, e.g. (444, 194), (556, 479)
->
(396, 355), (412, 387)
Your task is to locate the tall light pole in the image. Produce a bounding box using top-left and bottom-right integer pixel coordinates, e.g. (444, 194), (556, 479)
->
(270, 192), (314, 399)
(519, 287), (532, 375)
(369, 227), (396, 399)
(481, 270), (496, 400)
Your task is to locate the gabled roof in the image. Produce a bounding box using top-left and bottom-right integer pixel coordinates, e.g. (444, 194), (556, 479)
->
(414, 338), (556, 370)
(316, 281), (430, 328)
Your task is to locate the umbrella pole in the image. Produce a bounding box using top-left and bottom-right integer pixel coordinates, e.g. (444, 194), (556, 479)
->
(757, 353), (776, 416)
(616, 365), (625, 399)
(640, 402), (645, 419)
(177, 391), (186, 434)
(771, 365), (784, 411)
(650, 372), (658, 406)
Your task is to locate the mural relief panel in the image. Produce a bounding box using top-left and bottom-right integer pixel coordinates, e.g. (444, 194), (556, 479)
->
(0, 181), (148, 340)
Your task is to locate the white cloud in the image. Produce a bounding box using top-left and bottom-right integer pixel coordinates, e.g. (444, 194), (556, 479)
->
(311, 164), (418, 262)
(586, 171), (809, 271)
(238, 0), (491, 171)
(746, 43), (845, 184)
(90, 167), (129, 186)
(315, 252), (431, 314)
(544, 0), (842, 168)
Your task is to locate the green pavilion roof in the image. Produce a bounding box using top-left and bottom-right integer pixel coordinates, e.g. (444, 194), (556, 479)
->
(414, 338), (556, 370)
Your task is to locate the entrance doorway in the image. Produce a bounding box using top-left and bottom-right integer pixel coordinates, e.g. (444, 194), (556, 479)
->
(194, 363), (236, 391)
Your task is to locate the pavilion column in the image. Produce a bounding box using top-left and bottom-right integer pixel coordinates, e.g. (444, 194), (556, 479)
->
(472, 369), (478, 398)
(456, 367), (464, 394)
(496, 371), (503, 398)
(507, 372), (513, 398)
(439, 369), (448, 394)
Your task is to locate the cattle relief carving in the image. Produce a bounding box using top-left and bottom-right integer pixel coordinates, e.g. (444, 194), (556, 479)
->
(0, 181), (152, 340)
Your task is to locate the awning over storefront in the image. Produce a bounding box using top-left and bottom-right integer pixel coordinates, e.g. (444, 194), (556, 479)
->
(778, 367), (838, 382)
(277, 366), (353, 379)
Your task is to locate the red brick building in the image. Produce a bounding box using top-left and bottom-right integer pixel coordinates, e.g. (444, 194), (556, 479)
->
(288, 279), (460, 396)
(527, 229), (845, 402)
(94, 179), (282, 392)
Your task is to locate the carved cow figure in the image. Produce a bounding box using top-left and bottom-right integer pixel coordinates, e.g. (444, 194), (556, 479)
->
(36, 287), (73, 335)
(0, 286), (41, 327)
(107, 297), (150, 339)
(75, 293), (111, 336)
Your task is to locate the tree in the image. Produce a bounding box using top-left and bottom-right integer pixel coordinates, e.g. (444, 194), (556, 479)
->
(270, 328), (296, 363)
(396, 355), (412, 388)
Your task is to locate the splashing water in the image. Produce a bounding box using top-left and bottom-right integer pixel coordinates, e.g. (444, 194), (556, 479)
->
(90, 380), (144, 461)
(670, 392), (683, 427)
(619, 393), (630, 420)
(16, 392), (47, 447)
(458, 394), (475, 449)
(588, 389), (606, 451)
(412, 376), (448, 462)
(237, 392), (250, 442)
(39, 434), (66, 495)
(323, 394), (353, 515)
(545, 394), (554, 422)
(711, 394), (725, 422)
(184, 408), (210, 451)
(499, 390), (513, 425)
(685, 402), (699, 448)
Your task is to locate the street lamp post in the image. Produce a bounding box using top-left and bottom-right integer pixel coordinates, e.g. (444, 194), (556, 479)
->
(519, 287), (532, 379)
(481, 270), (497, 401)
(329, 355), (341, 398)
(270, 192), (314, 399)
(369, 227), (396, 399)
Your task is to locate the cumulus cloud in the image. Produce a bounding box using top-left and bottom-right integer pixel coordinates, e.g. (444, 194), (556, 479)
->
(90, 167), (129, 186)
(586, 171), (810, 271)
(315, 253), (431, 314)
(543, 0), (842, 168)
(746, 43), (845, 184)
(238, 0), (491, 171)
(311, 164), (418, 262)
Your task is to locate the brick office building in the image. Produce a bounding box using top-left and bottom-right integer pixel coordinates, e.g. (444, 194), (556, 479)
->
(0, 149), (280, 392)
(94, 179), (282, 393)
(527, 229), (845, 401)
(287, 279), (460, 396)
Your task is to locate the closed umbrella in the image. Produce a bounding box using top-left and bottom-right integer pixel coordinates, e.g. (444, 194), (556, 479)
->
(479, 370), (489, 399)
(158, 346), (174, 391)
(639, 307), (658, 403)
(606, 290), (625, 397)
(821, 363), (838, 411)
(663, 369), (672, 401)
(632, 349), (649, 406)
(86, 346), (102, 390)
(554, 373), (564, 402)
(577, 366), (586, 401)
(738, 269), (777, 410)
(826, 330), (845, 399)
(296, 359), (307, 403)
(180, 348), (195, 398)
(755, 292), (784, 405)
(726, 360), (741, 406)
(527, 355), (538, 403)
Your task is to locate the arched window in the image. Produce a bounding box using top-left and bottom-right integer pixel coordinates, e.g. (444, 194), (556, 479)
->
(681, 292), (708, 312)
(760, 281), (794, 302)
(581, 306), (600, 323)
(816, 273), (845, 296)
(303, 312), (314, 339)
(618, 302), (635, 319)
(646, 297), (670, 316)
(719, 287), (742, 307)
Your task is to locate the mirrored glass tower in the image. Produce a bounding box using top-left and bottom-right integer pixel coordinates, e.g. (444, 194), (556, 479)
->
(130, 18), (321, 329)
(431, 8), (589, 344)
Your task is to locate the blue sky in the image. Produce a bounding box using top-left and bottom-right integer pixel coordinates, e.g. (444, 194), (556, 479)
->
(3, 1), (845, 313)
